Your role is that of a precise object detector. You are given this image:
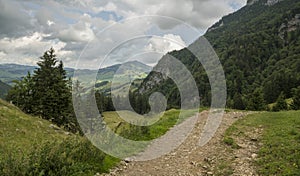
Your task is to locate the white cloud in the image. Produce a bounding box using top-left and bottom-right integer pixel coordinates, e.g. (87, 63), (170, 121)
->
(0, 0), (247, 68)
(108, 0), (247, 30)
(47, 20), (55, 26)
(0, 32), (74, 65)
(147, 34), (187, 53)
(58, 21), (95, 42)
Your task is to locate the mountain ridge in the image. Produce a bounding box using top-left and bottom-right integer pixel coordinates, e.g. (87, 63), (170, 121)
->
(0, 60), (152, 86)
(138, 0), (300, 109)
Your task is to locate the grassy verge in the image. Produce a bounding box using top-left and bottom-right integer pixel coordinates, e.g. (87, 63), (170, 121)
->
(103, 107), (206, 141)
(0, 99), (119, 176)
(222, 111), (300, 175)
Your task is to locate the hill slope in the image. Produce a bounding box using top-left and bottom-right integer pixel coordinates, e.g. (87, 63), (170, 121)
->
(0, 98), (71, 152)
(139, 0), (300, 109)
(0, 99), (118, 175)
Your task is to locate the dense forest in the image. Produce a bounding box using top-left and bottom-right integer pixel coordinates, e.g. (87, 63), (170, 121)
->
(138, 0), (300, 111)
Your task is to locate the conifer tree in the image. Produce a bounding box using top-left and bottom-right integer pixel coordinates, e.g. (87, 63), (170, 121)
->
(32, 48), (72, 126)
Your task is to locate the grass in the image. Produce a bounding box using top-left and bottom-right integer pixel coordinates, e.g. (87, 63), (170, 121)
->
(0, 99), (119, 176)
(0, 98), (203, 175)
(223, 111), (300, 175)
(214, 160), (234, 176)
(102, 107), (205, 140)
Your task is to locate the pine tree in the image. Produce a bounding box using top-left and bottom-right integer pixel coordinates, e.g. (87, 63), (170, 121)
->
(32, 48), (72, 126)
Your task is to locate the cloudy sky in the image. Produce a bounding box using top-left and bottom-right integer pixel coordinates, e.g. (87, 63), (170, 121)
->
(0, 0), (247, 69)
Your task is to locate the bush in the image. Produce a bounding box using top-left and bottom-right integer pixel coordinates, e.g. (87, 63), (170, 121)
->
(291, 87), (300, 110)
(272, 92), (288, 111)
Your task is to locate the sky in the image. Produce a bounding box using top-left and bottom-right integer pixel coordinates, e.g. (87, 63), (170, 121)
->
(0, 0), (247, 69)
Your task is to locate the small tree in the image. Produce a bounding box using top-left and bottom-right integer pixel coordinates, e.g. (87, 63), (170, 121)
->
(291, 87), (300, 110)
(6, 72), (34, 113)
(272, 92), (288, 111)
(233, 93), (245, 110)
(247, 89), (266, 111)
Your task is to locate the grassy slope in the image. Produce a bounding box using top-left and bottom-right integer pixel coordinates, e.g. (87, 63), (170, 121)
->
(224, 111), (300, 175)
(0, 99), (119, 175)
(0, 99), (70, 153)
(103, 108), (205, 140)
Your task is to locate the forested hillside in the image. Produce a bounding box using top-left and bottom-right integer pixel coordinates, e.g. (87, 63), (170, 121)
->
(138, 0), (300, 111)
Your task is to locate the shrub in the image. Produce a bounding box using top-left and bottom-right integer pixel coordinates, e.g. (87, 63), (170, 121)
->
(0, 138), (108, 176)
(272, 92), (288, 111)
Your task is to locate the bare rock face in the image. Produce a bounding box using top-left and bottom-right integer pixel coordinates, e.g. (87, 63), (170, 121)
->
(247, 0), (259, 6)
(265, 0), (285, 6)
(279, 14), (300, 39)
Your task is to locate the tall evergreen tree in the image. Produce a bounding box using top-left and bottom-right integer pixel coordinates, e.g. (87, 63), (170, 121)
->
(32, 48), (72, 126)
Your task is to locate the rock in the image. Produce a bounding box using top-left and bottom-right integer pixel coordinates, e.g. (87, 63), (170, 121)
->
(251, 153), (258, 159)
(49, 124), (60, 130)
(207, 171), (213, 175)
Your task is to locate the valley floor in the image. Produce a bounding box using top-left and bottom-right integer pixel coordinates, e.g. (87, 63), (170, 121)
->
(102, 111), (258, 176)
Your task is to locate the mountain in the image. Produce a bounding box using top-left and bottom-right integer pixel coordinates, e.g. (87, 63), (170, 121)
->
(138, 0), (300, 110)
(0, 80), (11, 99)
(0, 64), (37, 85)
(93, 61), (152, 95)
(0, 61), (152, 87)
(96, 60), (152, 81)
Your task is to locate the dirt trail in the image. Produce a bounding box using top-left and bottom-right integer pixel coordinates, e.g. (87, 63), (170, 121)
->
(102, 111), (259, 176)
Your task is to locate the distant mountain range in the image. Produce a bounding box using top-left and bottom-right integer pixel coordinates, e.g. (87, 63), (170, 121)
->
(0, 64), (37, 85)
(0, 61), (152, 98)
(0, 61), (152, 86)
